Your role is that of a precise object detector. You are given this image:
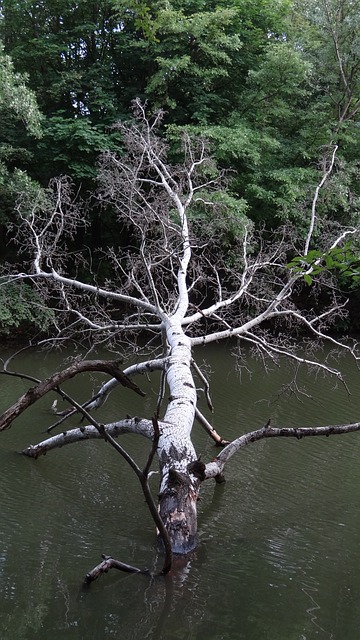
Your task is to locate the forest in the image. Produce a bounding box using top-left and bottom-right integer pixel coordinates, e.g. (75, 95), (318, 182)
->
(0, 0), (359, 337)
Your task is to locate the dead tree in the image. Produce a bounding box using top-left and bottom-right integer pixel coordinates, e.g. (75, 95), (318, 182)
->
(1, 101), (359, 579)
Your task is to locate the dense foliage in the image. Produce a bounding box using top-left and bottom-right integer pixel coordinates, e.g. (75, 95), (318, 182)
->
(0, 0), (359, 335)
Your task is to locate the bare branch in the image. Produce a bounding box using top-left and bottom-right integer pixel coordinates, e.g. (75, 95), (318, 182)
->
(0, 360), (145, 432)
(83, 357), (168, 413)
(240, 331), (348, 385)
(22, 419), (154, 458)
(304, 144), (338, 256)
(205, 420), (360, 479)
(195, 408), (230, 446)
(191, 359), (213, 412)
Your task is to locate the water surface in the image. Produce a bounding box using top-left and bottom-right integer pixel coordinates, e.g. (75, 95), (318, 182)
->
(1, 344), (360, 639)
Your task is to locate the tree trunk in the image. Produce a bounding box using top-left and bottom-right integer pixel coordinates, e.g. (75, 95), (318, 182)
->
(159, 467), (199, 554)
(156, 320), (200, 554)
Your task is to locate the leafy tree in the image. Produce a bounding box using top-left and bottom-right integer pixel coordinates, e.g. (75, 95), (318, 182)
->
(0, 0), (126, 182)
(285, 0), (360, 224)
(0, 0), (292, 178)
(162, 0), (360, 230)
(0, 42), (54, 333)
(0, 42), (42, 243)
(0, 44), (41, 135)
(143, 5), (244, 123)
(0, 281), (54, 336)
(1, 0), (119, 119)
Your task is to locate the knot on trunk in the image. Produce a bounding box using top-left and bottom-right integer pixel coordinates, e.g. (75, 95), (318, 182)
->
(168, 467), (191, 490)
(187, 459), (206, 481)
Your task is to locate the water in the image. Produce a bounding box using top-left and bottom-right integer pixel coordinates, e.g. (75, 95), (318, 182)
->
(1, 343), (360, 639)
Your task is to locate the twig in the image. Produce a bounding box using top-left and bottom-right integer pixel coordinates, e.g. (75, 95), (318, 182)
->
(191, 359), (213, 412)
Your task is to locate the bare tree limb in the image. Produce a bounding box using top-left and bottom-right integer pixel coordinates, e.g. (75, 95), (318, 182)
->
(0, 360), (145, 432)
(304, 144), (338, 256)
(204, 420), (360, 479)
(22, 420), (155, 459)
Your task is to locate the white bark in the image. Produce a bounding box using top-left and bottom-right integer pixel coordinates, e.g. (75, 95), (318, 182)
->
(85, 358), (168, 411)
(23, 418), (154, 458)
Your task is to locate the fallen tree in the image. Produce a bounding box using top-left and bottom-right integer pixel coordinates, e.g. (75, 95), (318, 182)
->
(1, 101), (359, 581)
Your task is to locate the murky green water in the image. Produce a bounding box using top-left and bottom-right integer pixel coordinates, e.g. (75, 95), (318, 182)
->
(1, 344), (360, 639)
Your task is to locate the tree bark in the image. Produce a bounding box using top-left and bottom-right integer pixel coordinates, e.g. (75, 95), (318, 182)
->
(155, 320), (200, 554)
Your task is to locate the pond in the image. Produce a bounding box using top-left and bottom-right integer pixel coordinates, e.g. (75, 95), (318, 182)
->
(1, 343), (360, 639)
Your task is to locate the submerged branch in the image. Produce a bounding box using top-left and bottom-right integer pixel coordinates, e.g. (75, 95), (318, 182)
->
(84, 555), (149, 584)
(83, 415), (172, 582)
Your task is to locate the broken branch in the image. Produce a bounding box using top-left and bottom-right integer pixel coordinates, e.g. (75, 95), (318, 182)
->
(0, 359), (145, 431)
